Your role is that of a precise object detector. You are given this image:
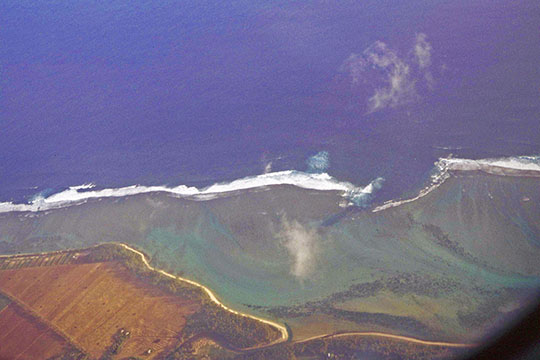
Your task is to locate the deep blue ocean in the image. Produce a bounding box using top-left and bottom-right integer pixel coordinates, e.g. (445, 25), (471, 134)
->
(1, 0), (539, 205)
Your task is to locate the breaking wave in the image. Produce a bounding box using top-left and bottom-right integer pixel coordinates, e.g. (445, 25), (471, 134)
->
(373, 155), (540, 212)
(0, 170), (383, 214)
(443, 156), (540, 174)
(350, 177), (385, 208)
(2, 155), (537, 215)
(306, 151), (330, 173)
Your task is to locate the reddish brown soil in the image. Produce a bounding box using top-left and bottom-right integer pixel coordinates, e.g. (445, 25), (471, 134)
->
(0, 303), (71, 360)
(0, 261), (200, 359)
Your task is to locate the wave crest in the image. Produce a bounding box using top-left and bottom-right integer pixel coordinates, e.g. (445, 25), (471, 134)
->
(443, 156), (540, 174)
(3, 155), (536, 215)
(373, 155), (540, 212)
(0, 170), (381, 213)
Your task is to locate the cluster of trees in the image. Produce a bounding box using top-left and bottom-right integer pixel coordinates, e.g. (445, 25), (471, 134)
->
(86, 244), (143, 265)
(46, 350), (87, 360)
(164, 300), (282, 358)
(164, 342), (197, 360)
(234, 345), (296, 360)
(181, 305), (280, 349)
(99, 328), (131, 360)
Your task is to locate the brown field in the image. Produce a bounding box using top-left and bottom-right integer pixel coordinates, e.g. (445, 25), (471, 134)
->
(0, 251), (82, 270)
(0, 302), (73, 360)
(0, 261), (201, 359)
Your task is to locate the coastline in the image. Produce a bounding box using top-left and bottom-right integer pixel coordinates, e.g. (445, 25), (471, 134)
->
(0, 158), (538, 354)
(0, 244), (481, 351)
(115, 243), (290, 349)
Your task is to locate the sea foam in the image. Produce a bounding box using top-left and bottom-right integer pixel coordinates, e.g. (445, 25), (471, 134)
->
(373, 155), (540, 212)
(2, 156), (537, 215)
(0, 170), (381, 213)
(442, 156), (540, 173)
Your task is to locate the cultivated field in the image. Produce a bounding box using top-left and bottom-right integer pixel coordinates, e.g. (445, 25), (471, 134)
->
(0, 260), (201, 359)
(0, 250), (84, 270)
(0, 302), (75, 360)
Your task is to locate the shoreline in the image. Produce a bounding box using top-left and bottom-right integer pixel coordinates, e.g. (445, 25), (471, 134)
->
(0, 244), (480, 351)
(115, 243), (290, 349)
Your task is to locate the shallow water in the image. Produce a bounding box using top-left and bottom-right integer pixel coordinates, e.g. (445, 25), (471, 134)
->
(0, 173), (538, 342)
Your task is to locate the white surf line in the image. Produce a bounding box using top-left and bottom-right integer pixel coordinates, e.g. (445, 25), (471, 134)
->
(373, 159), (450, 213)
(443, 160), (540, 178)
(296, 332), (476, 348)
(444, 156), (540, 174)
(373, 156), (540, 213)
(116, 243), (289, 346)
(1, 156), (537, 215)
(0, 170), (378, 214)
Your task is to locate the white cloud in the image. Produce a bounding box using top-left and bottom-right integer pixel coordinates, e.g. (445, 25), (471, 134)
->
(364, 41), (417, 112)
(340, 34), (434, 113)
(280, 218), (320, 281)
(414, 33), (432, 69)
